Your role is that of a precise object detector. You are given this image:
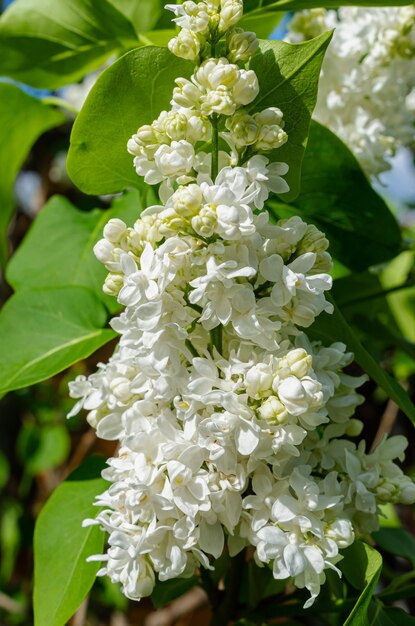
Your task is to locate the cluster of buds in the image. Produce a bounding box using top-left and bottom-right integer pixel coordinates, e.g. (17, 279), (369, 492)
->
(167, 0), (258, 62)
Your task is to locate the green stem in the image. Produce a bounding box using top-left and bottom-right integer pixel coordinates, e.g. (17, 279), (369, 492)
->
(210, 549), (245, 626)
(211, 115), (219, 181)
(210, 326), (222, 355)
(41, 96), (79, 116)
(185, 339), (201, 359)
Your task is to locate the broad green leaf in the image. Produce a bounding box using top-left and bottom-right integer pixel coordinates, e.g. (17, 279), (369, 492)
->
(17, 423), (70, 475)
(341, 542), (382, 626)
(249, 33), (332, 201)
(377, 608), (415, 625)
(239, 10), (283, 39)
(0, 83), (65, 266)
(138, 29), (176, 47)
(151, 577), (199, 609)
(0, 0), (138, 88)
(0, 287), (115, 395)
(109, 0), (164, 35)
(381, 251), (415, 343)
(268, 122), (402, 271)
(331, 272), (406, 357)
(34, 456), (107, 626)
(6, 192), (142, 312)
(373, 528), (415, 567)
(309, 295), (415, 426)
(67, 47), (194, 195)
(246, 0), (414, 11)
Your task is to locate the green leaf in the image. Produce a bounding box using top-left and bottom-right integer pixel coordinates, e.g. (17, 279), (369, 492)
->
(0, 0), (138, 88)
(108, 0), (164, 36)
(239, 9), (283, 39)
(373, 528), (415, 567)
(249, 33), (332, 201)
(0, 287), (115, 395)
(309, 295), (415, 427)
(151, 577), (199, 609)
(138, 28), (177, 46)
(0, 500), (21, 584)
(6, 191), (142, 312)
(67, 46), (194, 195)
(0, 452), (9, 491)
(268, 122), (402, 271)
(17, 423), (70, 475)
(340, 542), (382, 626)
(247, 0), (414, 11)
(377, 608), (415, 626)
(0, 83), (65, 266)
(33, 456), (107, 626)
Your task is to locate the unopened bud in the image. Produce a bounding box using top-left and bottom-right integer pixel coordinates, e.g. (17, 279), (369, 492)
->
(258, 395), (288, 423)
(284, 348), (312, 378)
(227, 28), (259, 62)
(103, 218), (127, 244)
(172, 184), (203, 217)
(191, 205), (217, 237)
(103, 272), (123, 296)
(226, 110), (259, 147)
(168, 28), (203, 61)
(232, 69), (259, 106)
(219, 0), (243, 33)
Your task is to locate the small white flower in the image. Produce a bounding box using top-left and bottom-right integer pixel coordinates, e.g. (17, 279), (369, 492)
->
(227, 28), (259, 62)
(168, 28), (203, 61)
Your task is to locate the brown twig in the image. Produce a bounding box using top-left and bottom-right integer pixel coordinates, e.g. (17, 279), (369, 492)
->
(370, 398), (400, 452)
(64, 428), (97, 478)
(70, 595), (89, 626)
(144, 587), (208, 626)
(0, 592), (24, 615)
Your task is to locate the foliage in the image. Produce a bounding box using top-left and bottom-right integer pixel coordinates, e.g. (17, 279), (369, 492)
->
(0, 0), (414, 625)
(0, 83), (65, 265)
(33, 456), (108, 626)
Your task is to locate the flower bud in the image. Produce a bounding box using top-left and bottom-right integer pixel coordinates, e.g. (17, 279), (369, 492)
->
(258, 395), (288, 423)
(180, 1), (210, 34)
(254, 107), (284, 127)
(103, 272), (124, 296)
(209, 62), (239, 90)
(255, 122), (288, 151)
(127, 126), (157, 157)
(232, 69), (259, 105)
(172, 78), (201, 109)
(193, 116), (212, 143)
(245, 364), (273, 398)
(399, 480), (415, 504)
(168, 28), (203, 61)
(226, 110), (259, 147)
(298, 224), (329, 255)
(345, 419), (364, 437)
(94, 238), (115, 265)
(191, 205), (217, 237)
(103, 218), (127, 244)
(201, 87), (236, 116)
(165, 111), (189, 141)
(227, 28), (259, 62)
(284, 348), (312, 379)
(172, 184), (203, 216)
(154, 140), (195, 178)
(219, 0), (243, 33)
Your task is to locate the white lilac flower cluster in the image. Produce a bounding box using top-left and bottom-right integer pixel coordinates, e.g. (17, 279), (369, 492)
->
(69, 1), (415, 609)
(286, 7), (415, 176)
